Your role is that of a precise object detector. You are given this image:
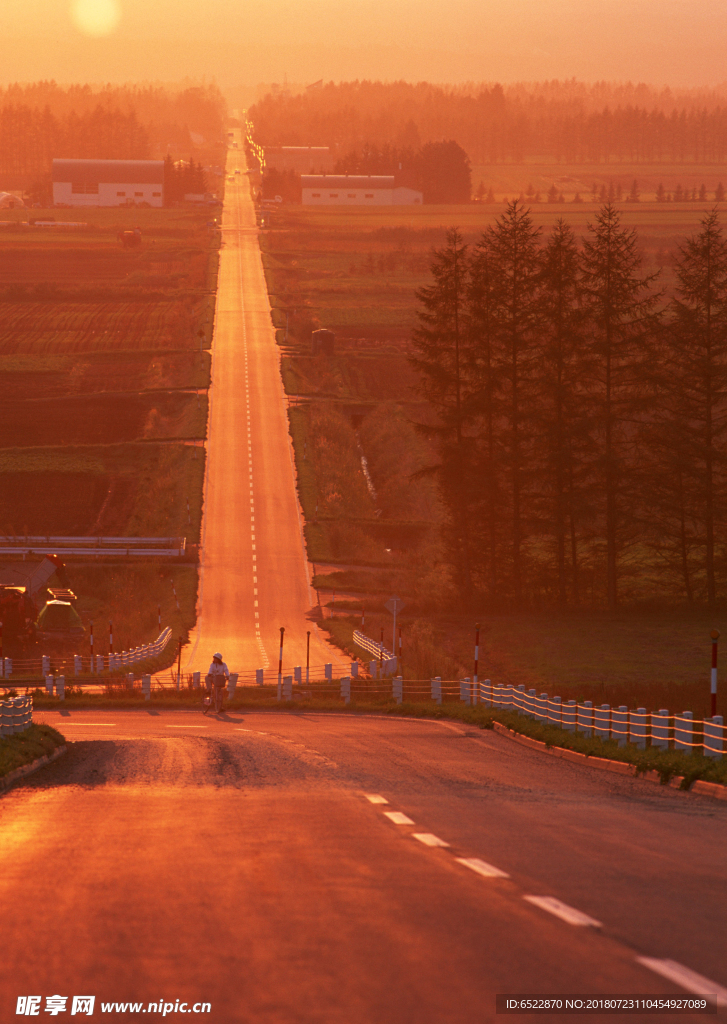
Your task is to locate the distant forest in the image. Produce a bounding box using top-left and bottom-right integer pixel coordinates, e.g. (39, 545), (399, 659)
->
(0, 82), (227, 182)
(250, 80), (727, 164)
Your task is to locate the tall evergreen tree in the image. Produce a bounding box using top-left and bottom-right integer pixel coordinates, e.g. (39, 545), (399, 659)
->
(580, 204), (660, 610)
(536, 219), (591, 607)
(482, 201), (542, 605)
(410, 228), (475, 597)
(666, 209), (727, 609)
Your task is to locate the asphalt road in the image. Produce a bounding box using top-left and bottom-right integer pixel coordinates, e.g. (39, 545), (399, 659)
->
(1, 710), (723, 1022)
(188, 135), (345, 678)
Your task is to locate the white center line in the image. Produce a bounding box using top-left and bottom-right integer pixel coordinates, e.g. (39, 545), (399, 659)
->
(61, 722), (117, 726)
(166, 725), (209, 729)
(412, 833), (450, 848)
(523, 895), (601, 928)
(384, 811), (414, 825)
(455, 857), (510, 879)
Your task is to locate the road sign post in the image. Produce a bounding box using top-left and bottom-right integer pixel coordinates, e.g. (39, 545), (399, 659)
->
(384, 596), (406, 671)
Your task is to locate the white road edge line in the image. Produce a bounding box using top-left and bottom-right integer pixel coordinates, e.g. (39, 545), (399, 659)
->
(364, 794), (388, 804)
(523, 895), (601, 928)
(384, 811), (415, 825)
(455, 857), (510, 879)
(412, 833), (450, 848)
(636, 958), (727, 1007)
(166, 725), (209, 729)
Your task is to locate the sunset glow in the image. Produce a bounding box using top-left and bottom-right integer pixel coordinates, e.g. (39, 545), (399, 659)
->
(71, 0), (121, 38)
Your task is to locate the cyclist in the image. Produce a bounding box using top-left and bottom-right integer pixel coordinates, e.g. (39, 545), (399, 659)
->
(206, 652), (229, 713)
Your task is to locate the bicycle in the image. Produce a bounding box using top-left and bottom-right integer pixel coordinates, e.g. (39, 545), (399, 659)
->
(203, 675), (227, 714)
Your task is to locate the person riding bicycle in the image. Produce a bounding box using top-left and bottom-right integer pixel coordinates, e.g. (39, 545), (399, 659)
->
(206, 653), (229, 711)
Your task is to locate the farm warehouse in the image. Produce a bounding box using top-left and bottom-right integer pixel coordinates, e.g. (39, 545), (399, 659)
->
(301, 175), (422, 206)
(52, 159), (164, 207)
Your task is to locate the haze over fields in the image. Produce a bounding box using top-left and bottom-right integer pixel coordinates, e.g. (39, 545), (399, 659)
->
(4, 0), (727, 86)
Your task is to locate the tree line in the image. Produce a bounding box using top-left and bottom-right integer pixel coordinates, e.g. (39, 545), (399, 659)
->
(0, 82), (227, 181)
(261, 140), (472, 204)
(250, 80), (727, 165)
(411, 205), (727, 611)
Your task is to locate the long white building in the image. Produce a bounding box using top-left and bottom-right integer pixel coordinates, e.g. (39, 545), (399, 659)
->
(52, 159), (164, 207)
(301, 175), (422, 206)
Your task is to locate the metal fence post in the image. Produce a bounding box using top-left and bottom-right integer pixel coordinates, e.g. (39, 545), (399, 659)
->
(651, 709), (670, 750)
(325, 663), (332, 681)
(563, 700), (576, 732)
(256, 668), (264, 686)
(460, 678), (470, 705)
(192, 672), (200, 689)
(142, 674), (151, 700)
(341, 676), (351, 705)
(630, 707), (647, 749)
(350, 662), (359, 678)
(612, 706), (628, 747)
(227, 672), (238, 701)
(45, 674), (54, 696)
(369, 660), (377, 679)
(674, 711), (693, 754)
(481, 678), (492, 708)
(283, 675), (292, 700)
(704, 715), (724, 759)
(431, 677), (442, 704)
(294, 666), (302, 683)
(577, 701), (593, 737)
(594, 704), (610, 741)
(56, 676), (65, 700)
(393, 675), (403, 705)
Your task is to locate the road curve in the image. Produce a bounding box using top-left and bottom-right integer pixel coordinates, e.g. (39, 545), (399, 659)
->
(188, 137), (345, 678)
(2, 709), (723, 1022)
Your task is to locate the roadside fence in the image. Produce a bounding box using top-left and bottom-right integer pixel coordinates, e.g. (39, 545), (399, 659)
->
(0, 695), (32, 736)
(0, 628), (173, 680)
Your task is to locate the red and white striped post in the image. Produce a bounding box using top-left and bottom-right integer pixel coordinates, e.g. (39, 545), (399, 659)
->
(473, 622), (480, 705)
(711, 629), (719, 718)
(278, 626), (285, 688)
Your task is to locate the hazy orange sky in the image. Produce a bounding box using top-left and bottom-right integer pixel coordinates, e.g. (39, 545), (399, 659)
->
(4, 0), (727, 89)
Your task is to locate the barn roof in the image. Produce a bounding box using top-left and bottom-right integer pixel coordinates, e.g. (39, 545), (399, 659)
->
(301, 175), (395, 189)
(52, 159), (164, 184)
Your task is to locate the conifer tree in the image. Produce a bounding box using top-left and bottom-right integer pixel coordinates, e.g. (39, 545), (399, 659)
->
(580, 204), (661, 610)
(536, 220), (591, 606)
(410, 228), (475, 597)
(481, 201), (542, 604)
(666, 209), (727, 608)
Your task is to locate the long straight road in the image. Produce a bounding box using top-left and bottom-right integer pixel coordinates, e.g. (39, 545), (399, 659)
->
(3, 709), (725, 1022)
(188, 139), (345, 678)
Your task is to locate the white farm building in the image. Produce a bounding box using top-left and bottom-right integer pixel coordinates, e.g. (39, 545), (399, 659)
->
(301, 175), (422, 206)
(52, 159), (164, 207)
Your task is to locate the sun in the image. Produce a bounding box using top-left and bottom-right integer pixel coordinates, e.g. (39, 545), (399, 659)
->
(71, 0), (121, 37)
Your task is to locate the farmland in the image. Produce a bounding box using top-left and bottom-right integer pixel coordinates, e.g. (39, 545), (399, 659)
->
(260, 195), (727, 713)
(0, 204), (220, 654)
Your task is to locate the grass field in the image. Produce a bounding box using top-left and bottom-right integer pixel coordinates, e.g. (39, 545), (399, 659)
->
(0, 204), (220, 655)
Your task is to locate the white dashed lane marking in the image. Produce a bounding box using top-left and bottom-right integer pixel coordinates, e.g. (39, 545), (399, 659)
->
(412, 833), (450, 848)
(456, 857), (510, 879)
(384, 811), (414, 825)
(365, 794), (388, 804)
(636, 959), (727, 1007)
(523, 895), (601, 928)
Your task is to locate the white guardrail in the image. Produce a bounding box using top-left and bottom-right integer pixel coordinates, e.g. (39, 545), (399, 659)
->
(0, 627), (173, 679)
(0, 536), (186, 557)
(0, 695), (32, 736)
